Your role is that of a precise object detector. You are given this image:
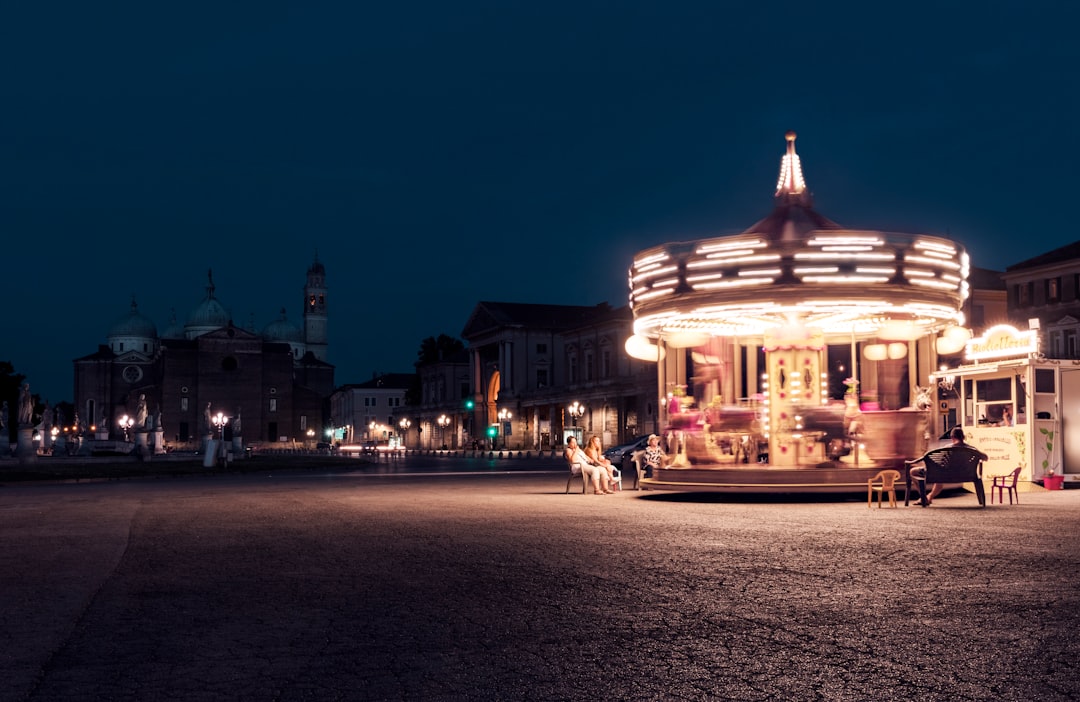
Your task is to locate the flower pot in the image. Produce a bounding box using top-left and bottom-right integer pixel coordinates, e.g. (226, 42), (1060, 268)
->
(1043, 475), (1065, 490)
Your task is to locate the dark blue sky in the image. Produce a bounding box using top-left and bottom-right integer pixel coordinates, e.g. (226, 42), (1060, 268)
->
(4, 1), (1078, 402)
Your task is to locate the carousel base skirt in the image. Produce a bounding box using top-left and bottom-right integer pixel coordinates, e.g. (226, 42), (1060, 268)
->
(641, 462), (910, 494)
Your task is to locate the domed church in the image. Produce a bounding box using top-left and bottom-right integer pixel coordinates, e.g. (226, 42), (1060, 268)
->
(73, 257), (334, 447)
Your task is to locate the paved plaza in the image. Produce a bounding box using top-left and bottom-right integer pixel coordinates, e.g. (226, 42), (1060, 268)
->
(2, 458), (1079, 701)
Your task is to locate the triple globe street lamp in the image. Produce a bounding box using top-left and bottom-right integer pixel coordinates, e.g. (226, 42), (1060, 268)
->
(399, 418), (411, 449)
(497, 408), (512, 449)
(118, 414), (134, 442)
(437, 414), (450, 449)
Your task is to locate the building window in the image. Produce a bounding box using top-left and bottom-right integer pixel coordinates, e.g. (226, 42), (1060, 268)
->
(569, 356), (578, 384)
(536, 343), (548, 354)
(1017, 283), (1029, 306)
(601, 349), (611, 379)
(1068, 331), (1077, 358)
(1047, 277), (1061, 303)
(180, 397), (188, 411)
(461, 382), (469, 400)
(269, 398), (277, 412)
(536, 369), (548, 388)
(300, 415), (307, 431)
(585, 352), (594, 381)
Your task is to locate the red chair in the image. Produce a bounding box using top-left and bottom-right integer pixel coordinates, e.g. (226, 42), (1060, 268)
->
(991, 466), (1022, 505)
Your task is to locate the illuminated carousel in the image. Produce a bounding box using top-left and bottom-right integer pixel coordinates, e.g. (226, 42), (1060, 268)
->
(628, 132), (972, 492)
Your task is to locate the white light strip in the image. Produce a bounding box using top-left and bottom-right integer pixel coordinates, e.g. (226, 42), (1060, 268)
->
(685, 273), (724, 283)
(794, 252), (896, 261)
(738, 268), (782, 277)
(855, 267), (896, 275)
(905, 269), (935, 277)
(633, 288), (675, 302)
(694, 253), (782, 265)
(903, 254), (961, 270)
(697, 239), (767, 253)
(910, 279), (959, 291)
(692, 278), (775, 290)
(915, 240), (957, 254)
(801, 275), (890, 284)
(794, 267), (839, 274)
(821, 245), (873, 252)
(630, 265), (679, 284)
(633, 252), (670, 267)
(808, 236), (883, 246)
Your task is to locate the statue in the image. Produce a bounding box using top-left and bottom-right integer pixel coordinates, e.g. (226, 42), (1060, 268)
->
(1, 400), (7, 431)
(233, 407), (242, 435)
(154, 407), (162, 432)
(18, 383), (33, 426)
(101, 412), (109, 432)
(42, 403), (54, 429)
(56, 407), (65, 430)
(72, 412), (81, 434)
(135, 394), (148, 428)
(204, 402), (212, 433)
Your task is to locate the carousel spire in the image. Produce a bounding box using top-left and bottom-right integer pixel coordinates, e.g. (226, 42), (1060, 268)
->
(774, 131), (811, 205)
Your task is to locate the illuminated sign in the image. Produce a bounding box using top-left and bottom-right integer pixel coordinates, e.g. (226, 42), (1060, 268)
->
(965, 324), (1038, 361)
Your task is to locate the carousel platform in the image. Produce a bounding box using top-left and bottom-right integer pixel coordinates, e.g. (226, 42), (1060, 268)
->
(640, 463), (912, 494)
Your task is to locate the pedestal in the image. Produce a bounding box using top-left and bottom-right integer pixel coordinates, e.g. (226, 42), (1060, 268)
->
(152, 429), (165, 455)
(16, 427), (37, 463)
(134, 430), (150, 461)
(232, 436), (244, 457)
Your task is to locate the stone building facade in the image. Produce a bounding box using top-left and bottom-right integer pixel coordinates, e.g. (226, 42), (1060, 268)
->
(73, 258), (334, 447)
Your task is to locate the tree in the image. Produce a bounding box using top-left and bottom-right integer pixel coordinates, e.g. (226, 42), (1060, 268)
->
(416, 334), (465, 365)
(0, 360), (27, 443)
(407, 335), (466, 406)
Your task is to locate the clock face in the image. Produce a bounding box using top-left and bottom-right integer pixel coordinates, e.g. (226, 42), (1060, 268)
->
(122, 365), (143, 384)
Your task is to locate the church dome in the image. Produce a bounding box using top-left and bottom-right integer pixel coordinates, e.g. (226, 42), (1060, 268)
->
(262, 308), (303, 343)
(107, 297), (158, 356)
(108, 298), (158, 339)
(184, 269), (231, 338)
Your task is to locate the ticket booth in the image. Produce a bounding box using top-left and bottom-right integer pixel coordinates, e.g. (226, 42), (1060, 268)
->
(932, 324), (1075, 485)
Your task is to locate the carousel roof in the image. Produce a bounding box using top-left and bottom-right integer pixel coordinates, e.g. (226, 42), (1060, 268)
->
(627, 133), (969, 343)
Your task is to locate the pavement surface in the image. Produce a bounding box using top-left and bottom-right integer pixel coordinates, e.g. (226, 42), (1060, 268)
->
(1, 456), (1078, 701)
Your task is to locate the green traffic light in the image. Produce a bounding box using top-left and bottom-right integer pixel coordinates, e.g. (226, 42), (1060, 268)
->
(465, 399), (474, 409)
(486, 426), (497, 437)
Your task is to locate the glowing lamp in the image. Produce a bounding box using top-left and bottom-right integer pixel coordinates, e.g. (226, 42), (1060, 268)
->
(625, 334), (661, 362)
(936, 336), (966, 355)
(863, 344), (888, 361)
(887, 342), (908, 360)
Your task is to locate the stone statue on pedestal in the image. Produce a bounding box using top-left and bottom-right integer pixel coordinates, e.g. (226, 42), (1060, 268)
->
(135, 394), (148, 429)
(233, 407), (242, 435)
(18, 383), (33, 426)
(1, 401), (7, 431)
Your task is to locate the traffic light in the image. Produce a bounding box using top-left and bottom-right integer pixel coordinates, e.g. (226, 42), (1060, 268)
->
(464, 399), (474, 410)
(486, 425), (497, 438)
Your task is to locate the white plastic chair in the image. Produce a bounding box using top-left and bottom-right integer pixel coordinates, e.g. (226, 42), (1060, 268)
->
(565, 460), (587, 494)
(609, 467), (622, 492)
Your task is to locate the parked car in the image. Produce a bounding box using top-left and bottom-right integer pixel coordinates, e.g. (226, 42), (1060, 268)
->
(603, 435), (651, 469)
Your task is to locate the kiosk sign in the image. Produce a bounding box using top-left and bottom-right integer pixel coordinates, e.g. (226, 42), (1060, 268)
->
(965, 324), (1038, 361)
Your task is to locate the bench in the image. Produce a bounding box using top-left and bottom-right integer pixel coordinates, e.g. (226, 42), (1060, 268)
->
(904, 446), (986, 507)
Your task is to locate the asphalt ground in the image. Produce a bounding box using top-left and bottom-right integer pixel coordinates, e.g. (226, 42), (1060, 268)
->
(1, 456), (1078, 701)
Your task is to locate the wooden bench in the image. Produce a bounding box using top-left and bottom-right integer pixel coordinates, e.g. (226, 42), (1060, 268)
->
(904, 446), (986, 507)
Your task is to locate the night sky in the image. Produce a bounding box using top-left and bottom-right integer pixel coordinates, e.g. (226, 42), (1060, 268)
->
(4, 2), (1078, 403)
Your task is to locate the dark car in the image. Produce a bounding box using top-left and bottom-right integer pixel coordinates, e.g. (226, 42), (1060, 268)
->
(603, 435), (651, 469)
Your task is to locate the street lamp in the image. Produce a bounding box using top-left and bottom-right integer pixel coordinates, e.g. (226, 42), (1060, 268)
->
(399, 418), (411, 449)
(437, 414), (450, 449)
(211, 412), (228, 466)
(119, 414), (134, 442)
(306, 428), (315, 448)
(497, 408), (512, 448)
(568, 401), (585, 426)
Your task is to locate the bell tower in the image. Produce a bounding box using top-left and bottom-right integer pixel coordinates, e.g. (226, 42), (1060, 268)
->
(303, 253), (328, 361)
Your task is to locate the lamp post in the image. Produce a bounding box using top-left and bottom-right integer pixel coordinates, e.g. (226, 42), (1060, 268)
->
(497, 408), (512, 449)
(306, 428), (315, 449)
(437, 414), (450, 449)
(399, 418), (411, 449)
(119, 414), (134, 442)
(567, 401), (584, 444)
(212, 412), (228, 465)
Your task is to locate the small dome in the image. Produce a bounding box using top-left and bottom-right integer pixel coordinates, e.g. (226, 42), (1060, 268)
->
(262, 308), (303, 343)
(186, 298), (230, 329)
(184, 269), (231, 336)
(108, 298), (158, 340)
